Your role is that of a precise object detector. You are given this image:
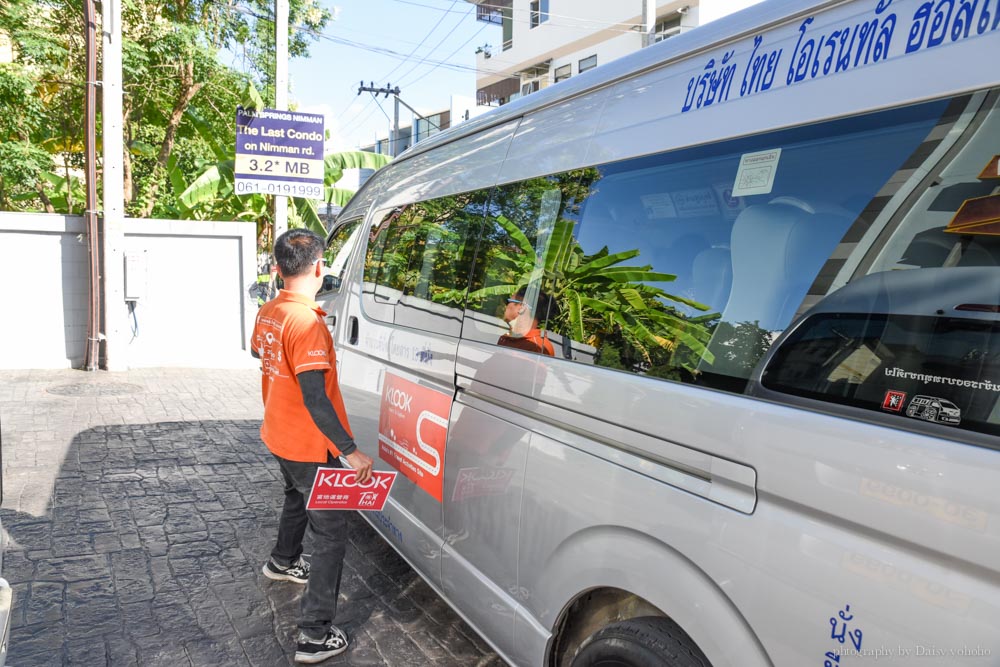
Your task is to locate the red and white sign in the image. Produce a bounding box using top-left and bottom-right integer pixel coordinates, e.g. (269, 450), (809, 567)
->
(882, 390), (907, 413)
(306, 468), (397, 511)
(378, 373), (451, 502)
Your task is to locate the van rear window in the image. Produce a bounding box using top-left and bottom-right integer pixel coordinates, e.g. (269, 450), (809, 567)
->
(761, 313), (1000, 437)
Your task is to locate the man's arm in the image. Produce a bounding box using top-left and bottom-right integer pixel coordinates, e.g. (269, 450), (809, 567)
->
(297, 370), (373, 481)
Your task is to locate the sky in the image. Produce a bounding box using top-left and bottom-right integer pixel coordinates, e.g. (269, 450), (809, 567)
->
(285, 0), (497, 151)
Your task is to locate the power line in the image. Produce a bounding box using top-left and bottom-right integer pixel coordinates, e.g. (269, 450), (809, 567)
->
(389, 0), (647, 33)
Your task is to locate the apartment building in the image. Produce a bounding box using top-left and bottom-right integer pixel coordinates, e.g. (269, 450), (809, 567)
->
(467, 0), (763, 106)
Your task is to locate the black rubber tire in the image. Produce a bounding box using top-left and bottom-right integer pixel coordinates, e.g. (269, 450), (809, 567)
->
(570, 616), (712, 667)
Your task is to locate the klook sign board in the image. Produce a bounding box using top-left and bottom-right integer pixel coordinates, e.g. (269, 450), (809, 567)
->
(378, 373), (451, 502)
(234, 107), (325, 200)
(305, 468), (397, 511)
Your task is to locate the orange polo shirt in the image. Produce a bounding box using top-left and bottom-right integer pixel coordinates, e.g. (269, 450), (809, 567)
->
(251, 290), (354, 462)
(497, 328), (555, 356)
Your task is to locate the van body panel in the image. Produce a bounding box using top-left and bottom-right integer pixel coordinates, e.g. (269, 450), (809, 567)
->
(588, 2), (1000, 170)
(519, 432), (771, 667)
(318, 1), (1000, 664)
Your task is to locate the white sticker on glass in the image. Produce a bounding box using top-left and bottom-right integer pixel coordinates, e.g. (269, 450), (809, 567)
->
(732, 148), (781, 197)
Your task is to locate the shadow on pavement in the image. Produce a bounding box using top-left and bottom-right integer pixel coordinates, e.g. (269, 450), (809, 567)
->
(1, 419), (500, 666)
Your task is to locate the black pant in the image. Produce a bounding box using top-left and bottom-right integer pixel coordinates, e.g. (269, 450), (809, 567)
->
(271, 453), (348, 638)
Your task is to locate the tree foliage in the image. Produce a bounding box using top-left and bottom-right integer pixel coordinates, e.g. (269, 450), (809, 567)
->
(0, 0), (332, 225)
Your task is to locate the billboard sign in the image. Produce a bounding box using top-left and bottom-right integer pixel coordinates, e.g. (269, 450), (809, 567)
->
(234, 107), (325, 200)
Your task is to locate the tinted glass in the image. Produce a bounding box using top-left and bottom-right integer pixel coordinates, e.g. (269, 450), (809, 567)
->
(320, 219), (361, 293)
(763, 312), (1000, 438)
(561, 99), (949, 391)
(362, 191), (491, 336)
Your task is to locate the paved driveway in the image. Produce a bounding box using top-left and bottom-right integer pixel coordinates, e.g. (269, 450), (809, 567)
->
(0, 369), (503, 666)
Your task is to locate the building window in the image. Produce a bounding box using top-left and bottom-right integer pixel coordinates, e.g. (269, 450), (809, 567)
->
(554, 64), (571, 83)
(529, 0), (549, 28)
(578, 54), (597, 73)
(653, 16), (682, 42)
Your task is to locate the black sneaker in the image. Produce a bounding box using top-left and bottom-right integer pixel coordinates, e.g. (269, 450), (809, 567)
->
(262, 556), (310, 584)
(295, 626), (349, 663)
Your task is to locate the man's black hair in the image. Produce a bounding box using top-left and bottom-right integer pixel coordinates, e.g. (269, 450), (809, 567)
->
(514, 288), (560, 324)
(275, 229), (324, 277)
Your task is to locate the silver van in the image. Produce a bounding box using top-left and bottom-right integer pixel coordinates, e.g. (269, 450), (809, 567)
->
(318, 1), (1000, 664)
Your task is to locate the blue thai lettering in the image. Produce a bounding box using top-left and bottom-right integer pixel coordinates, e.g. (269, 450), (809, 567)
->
(907, 0), (996, 51)
(682, 52), (737, 112)
(874, 3), (898, 59)
(928, 0), (957, 47)
(704, 51), (738, 107)
(742, 36), (783, 95)
(907, 1), (934, 51)
(853, 19), (878, 66)
(786, 19), (815, 84)
(952, 0), (980, 39)
(835, 25), (858, 71)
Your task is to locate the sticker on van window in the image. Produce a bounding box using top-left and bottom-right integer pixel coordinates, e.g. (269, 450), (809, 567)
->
(905, 395), (961, 426)
(640, 193), (677, 219)
(672, 188), (719, 217)
(378, 373), (451, 502)
(881, 390), (907, 412)
(732, 148), (781, 197)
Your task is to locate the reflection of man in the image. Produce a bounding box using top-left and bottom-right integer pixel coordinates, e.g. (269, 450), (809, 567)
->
(498, 289), (555, 356)
(251, 229), (374, 664)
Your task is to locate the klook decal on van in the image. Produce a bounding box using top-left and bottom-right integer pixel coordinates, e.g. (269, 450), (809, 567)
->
(378, 373), (451, 502)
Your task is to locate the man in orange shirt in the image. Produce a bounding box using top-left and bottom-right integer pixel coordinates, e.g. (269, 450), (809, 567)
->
(251, 229), (374, 664)
(497, 289), (556, 356)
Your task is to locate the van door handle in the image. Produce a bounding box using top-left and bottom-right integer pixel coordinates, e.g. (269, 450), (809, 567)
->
(326, 315), (336, 333)
(349, 316), (359, 345)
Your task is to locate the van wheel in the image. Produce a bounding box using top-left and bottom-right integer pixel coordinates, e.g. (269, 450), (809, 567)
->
(570, 616), (712, 667)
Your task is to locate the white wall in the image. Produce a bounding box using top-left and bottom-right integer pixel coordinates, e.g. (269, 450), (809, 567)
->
(0, 212), (257, 370)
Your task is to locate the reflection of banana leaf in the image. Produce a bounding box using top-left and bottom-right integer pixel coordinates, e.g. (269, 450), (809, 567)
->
(473, 204), (715, 370)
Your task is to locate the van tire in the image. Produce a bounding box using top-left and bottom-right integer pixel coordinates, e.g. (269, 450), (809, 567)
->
(570, 616), (712, 667)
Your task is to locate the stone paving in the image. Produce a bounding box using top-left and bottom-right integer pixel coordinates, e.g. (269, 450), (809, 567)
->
(0, 368), (503, 666)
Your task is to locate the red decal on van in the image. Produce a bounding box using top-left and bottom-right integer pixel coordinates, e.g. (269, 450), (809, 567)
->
(882, 390), (907, 412)
(378, 373), (451, 502)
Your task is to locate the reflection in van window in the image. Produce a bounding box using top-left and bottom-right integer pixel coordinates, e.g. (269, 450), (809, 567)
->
(362, 191), (491, 336)
(762, 311), (1000, 439)
(321, 219), (362, 293)
(563, 99), (950, 390)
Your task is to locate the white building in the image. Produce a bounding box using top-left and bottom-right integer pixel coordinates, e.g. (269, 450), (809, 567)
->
(467, 0), (764, 106)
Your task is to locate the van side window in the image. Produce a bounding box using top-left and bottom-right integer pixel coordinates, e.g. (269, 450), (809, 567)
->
(320, 219), (362, 294)
(464, 98), (954, 393)
(461, 172), (588, 356)
(755, 89), (1000, 443)
(361, 191), (491, 336)
(761, 311), (1000, 439)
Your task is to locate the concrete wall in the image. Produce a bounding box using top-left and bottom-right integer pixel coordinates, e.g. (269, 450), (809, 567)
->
(0, 212), (258, 370)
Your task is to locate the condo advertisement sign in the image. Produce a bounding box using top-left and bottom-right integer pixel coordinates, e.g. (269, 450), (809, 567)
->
(378, 373), (451, 502)
(234, 107), (325, 200)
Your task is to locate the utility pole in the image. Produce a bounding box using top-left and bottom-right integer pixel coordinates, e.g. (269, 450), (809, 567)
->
(102, 0), (127, 371)
(642, 0), (656, 47)
(357, 83), (442, 158)
(83, 0), (100, 371)
(274, 0), (289, 241)
(357, 83), (399, 156)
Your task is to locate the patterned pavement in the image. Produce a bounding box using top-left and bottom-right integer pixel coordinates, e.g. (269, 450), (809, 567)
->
(0, 368), (502, 666)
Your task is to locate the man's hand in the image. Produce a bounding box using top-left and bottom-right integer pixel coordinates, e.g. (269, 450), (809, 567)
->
(343, 450), (374, 484)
